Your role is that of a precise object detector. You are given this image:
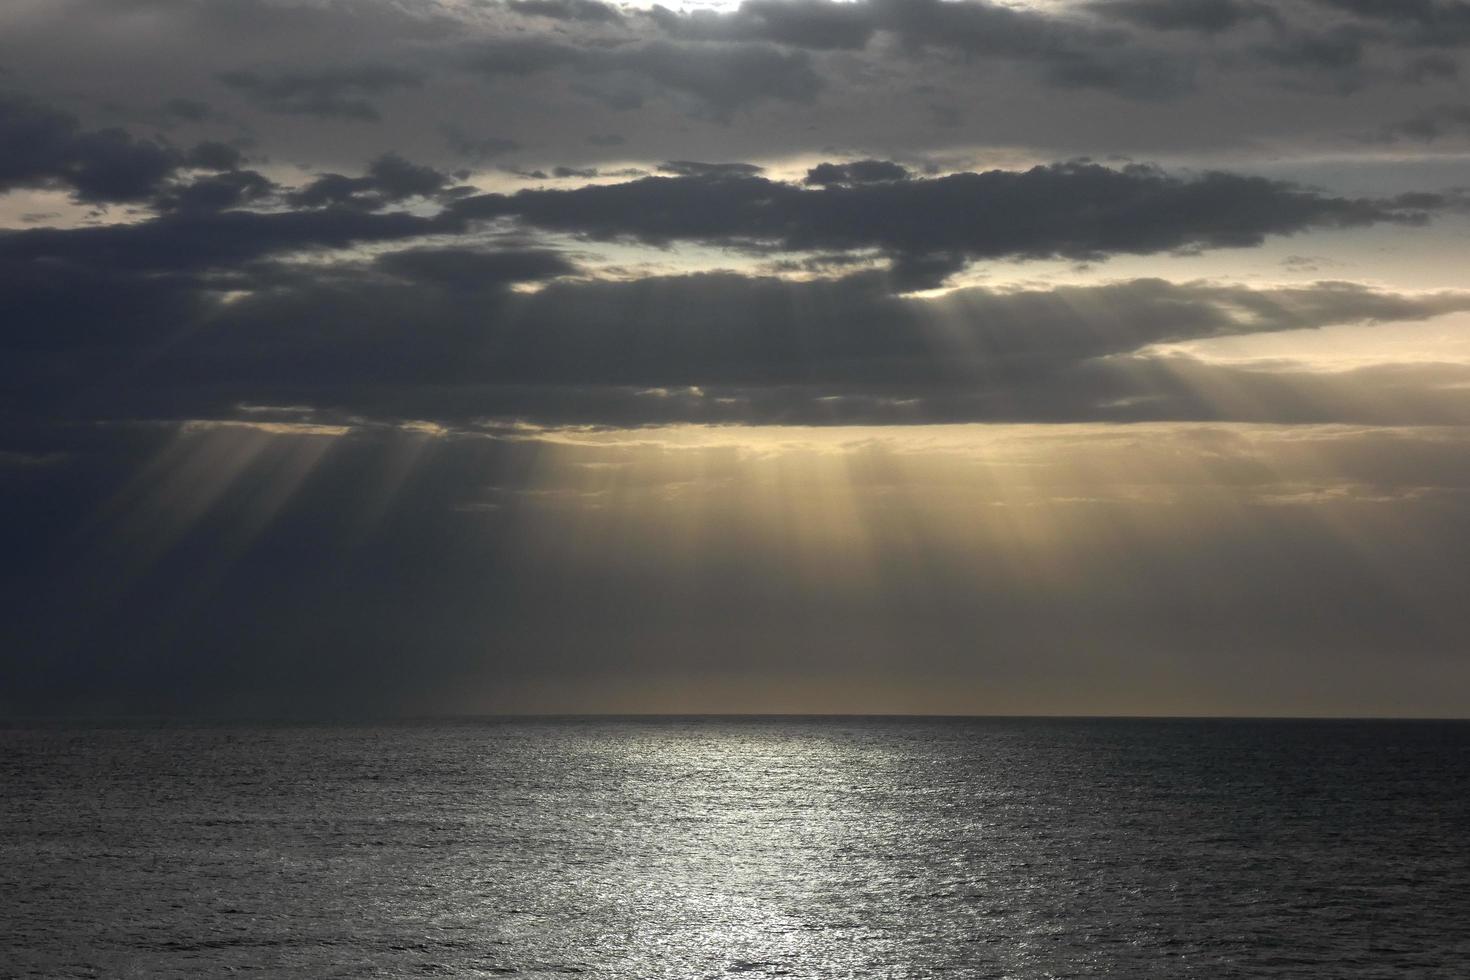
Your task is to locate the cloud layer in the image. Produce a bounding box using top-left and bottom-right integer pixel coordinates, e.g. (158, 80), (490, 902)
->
(3, 0), (1470, 715)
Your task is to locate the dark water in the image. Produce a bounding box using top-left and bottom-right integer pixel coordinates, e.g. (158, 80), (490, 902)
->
(2, 718), (1468, 978)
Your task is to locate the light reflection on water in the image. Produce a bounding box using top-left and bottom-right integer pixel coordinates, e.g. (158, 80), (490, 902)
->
(3, 718), (1468, 978)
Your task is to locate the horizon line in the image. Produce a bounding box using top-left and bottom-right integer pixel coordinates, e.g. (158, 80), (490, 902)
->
(4, 711), (1468, 725)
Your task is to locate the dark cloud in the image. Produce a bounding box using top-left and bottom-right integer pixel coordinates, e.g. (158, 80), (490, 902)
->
(460, 38), (822, 118)
(4, 0), (1468, 180)
(1039, 48), (1196, 98)
(0, 206), (459, 280)
(658, 160), (765, 177)
(0, 94), (265, 206)
(288, 153), (454, 210)
(1380, 103), (1470, 140)
(0, 238), (572, 413)
(7, 225), (1468, 427)
(1253, 24), (1374, 81)
(1403, 53), (1460, 81)
(508, 0), (624, 23)
(804, 159), (911, 185)
(217, 64), (425, 121)
(0, 94), (182, 202)
(453, 162), (1436, 286)
(545, 164), (645, 179)
(5, 0), (1470, 720)
(871, 0), (1121, 57)
(441, 125), (521, 160)
(155, 168), (275, 213)
(374, 247), (577, 289)
(0, 138), (1456, 427)
(415, 274), (1470, 392)
(606, 40), (826, 117)
(647, 0), (877, 51)
(1310, 0), (1470, 46)
(631, 0), (1467, 104)
(185, 140), (246, 171)
(457, 37), (583, 77)
(647, 0), (1198, 98)
(161, 98), (215, 123)
(51, 130), (184, 203)
(1088, 0), (1271, 34)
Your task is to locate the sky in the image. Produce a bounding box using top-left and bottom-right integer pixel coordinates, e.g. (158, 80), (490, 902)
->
(2, 0), (1470, 717)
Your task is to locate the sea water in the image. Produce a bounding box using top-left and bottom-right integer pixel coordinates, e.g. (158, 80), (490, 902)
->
(3, 717), (1467, 977)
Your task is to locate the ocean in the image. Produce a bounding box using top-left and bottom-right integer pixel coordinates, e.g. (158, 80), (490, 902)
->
(2, 718), (1467, 978)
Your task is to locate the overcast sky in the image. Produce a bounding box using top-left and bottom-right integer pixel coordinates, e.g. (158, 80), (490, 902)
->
(3, 0), (1470, 716)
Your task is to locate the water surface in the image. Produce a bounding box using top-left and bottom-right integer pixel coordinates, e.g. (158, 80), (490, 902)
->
(3, 718), (1467, 977)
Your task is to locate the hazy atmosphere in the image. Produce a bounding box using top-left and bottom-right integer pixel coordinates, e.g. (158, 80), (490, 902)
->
(4, 0), (1470, 716)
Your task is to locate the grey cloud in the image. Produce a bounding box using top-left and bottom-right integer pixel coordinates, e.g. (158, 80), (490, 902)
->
(155, 168), (275, 213)
(1040, 47), (1196, 99)
(7, 0), (1467, 178)
(217, 64), (425, 121)
(508, 0), (624, 23)
(648, 0), (1470, 62)
(547, 165), (646, 179)
(451, 162), (1436, 286)
(648, 0), (1073, 56)
(1088, 0), (1272, 34)
(461, 38), (823, 118)
(0, 141), (1453, 417)
(870, 0), (1124, 57)
(571, 78), (647, 111)
(1310, 0), (1470, 46)
(927, 102), (963, 128)
(606, 40), (824, 117)
(1254, 24), (1374, 77)
(161, 98), (215, 123)
(465, 275), (1470, 390)
(658, 160), (765, 177)
(8, 233), (1469, 427)
(634, 0), (1468, 106)
(804, 159), (911, 185)
(289, 154), (454, 210)
(51, 129), (183, 203)
(6, 0), (1470, 720)
(0, 94), (268, 206)
(442, 125), (521, 160)
(1381, 103), (1470, 140)
(648, 0), (1198, 98)
(647, 0), (877, 50)
(458, 37), (581, 77)
(185, 140), (246, 171)
(0, 94), (181, 202)
(0, 206), (460, 280)
(1404, 53), (1460, 81)
(375, 247), (578, 289)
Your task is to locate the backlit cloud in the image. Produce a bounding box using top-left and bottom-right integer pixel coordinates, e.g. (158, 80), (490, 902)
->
(2, 0), (1469, 716)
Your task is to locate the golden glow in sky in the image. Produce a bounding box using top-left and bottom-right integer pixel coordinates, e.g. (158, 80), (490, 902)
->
(5, 0), (1470, 717)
